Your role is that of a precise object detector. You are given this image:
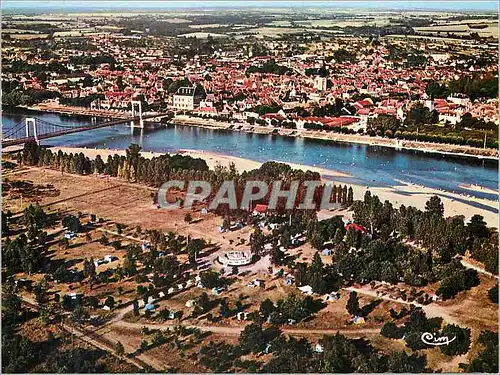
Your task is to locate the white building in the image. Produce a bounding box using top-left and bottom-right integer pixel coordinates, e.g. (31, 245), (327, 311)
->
(173, 86), (204, 110)
(218, 251), (253, 266)
(315, 76), (328, 91)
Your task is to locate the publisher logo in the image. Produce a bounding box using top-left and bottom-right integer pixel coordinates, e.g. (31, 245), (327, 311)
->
(421, 332), (456, 346)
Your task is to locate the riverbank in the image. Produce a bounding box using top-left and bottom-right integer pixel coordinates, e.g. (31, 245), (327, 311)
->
(171, 115), (499, 160)
(20, 106), (498, 160)
(45, 146), (499, 228)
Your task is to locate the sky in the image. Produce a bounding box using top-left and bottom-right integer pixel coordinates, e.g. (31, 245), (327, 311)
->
(2, 0), (498, 13)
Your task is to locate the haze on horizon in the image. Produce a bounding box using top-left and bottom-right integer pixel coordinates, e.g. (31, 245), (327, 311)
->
(2, 0), (499, 13)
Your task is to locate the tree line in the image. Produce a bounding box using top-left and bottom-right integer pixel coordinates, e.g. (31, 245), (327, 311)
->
(17, 143), (354, 215)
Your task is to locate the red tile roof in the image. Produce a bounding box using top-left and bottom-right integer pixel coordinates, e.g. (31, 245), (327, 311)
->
(254, 204), (268, 213)
(345, 223), (368, 233)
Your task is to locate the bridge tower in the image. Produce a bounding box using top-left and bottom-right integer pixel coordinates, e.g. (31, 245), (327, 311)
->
(25, 118), (39, 144)
(130, 101), (144, 129)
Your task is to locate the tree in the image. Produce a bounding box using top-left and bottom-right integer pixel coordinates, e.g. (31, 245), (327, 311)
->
(71, 305), (88, 324)
(294, 262), (308, 286)
(99, 234), (109, 245)
(367, 114), (401, 134)
(260, 298), (275, 320)
(3, 235), (42, 275)
(347, 187), (354, 206)
(140, 340), (149, 351)
(54, 265), (71, 283)
(115, 223), (125, 234)
(219, 299), (230, 318)
(184, 213), (192, 224)
(352, 191), (383, 235)
(111, 240), (122, 250)
(62, 215), (81, 232)
(462, 330), (498, 373)
(425, 196), (444, 218)
(308, 253), (324, 293)
(488, 284), (498, 304)
(263, 335), (315, 373)
(387, 350), (427, 373)
(94, 155), (106, 174)
(440, 324), (471, 356)
(199, 341), (241, 372)
(346, 291), (359, 316)
(104, 296), (115, 309)
(23, 204), (46, 235)
(319, 333), (360, 373)
(115, 342), (125, 356)
(404, 102), (438, 126)
(436, 261), (479, 299)
(381, 322), (405, 339)
(125, 143), (141, 180)
(2, 283), (22, 327)
(132, 299), (140, 315)
(344, 228), (359, 249)
(196, 292), (211, 314)
(333, 228), (344, 244)
(60, 237), (70, 250)
(238, 322), (267, 354)
(467, 215), (489, 239)
(87, 296), (99, 309)
(199, 270), (223, 289)
(250, 226), (265, 257)
(83, 258), (96, 279)
(310, 230), (325, 249)
(34, 279), (50, 307)
(280, 229), (292, 250)
(270, 245), (285, 266)
(186, 238), (205, 266)
(425, 80), (450, 99)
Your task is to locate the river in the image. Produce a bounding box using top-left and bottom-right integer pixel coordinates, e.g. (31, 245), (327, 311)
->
(2, 109), (498, 201)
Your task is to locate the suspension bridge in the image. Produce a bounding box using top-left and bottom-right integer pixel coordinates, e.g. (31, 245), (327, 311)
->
(2, 101), (170, 147)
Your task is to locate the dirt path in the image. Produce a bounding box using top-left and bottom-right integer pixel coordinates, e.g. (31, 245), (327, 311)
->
(96, 227), (144, 243)
(61, 322), (147, 370)
(459, 259), (498, 279)
(110, 318), (380, 337)
(274, 279), (285, 294)
(406, 241), (496, 279)
(346, 287), (460, 325)
(21, 297), (147, 370)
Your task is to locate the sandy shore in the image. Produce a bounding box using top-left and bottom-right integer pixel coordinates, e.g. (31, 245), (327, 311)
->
(46, 146), (498, 228)
(47, 146), (350, 178)
(459, 183), (498, 196)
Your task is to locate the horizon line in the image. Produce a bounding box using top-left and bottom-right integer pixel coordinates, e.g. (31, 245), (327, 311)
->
(2, 1), (499, 14)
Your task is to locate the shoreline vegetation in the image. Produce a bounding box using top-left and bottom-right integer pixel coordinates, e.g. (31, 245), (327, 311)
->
(16, 105), (500, 160)
(7, 144), (496, 228)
